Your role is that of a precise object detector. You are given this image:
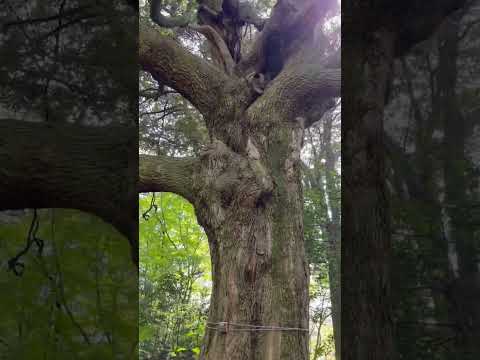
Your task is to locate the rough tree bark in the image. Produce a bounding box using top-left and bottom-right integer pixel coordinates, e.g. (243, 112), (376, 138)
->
(342, 1), (468, 359)
(141, 1), (339, 358)
(0, 119), (139, 265)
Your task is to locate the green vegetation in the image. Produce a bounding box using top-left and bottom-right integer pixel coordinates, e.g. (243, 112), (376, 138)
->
(139, 187), (337, 359)
(0, 210), (137, 359)
(139, 194), (210, 360)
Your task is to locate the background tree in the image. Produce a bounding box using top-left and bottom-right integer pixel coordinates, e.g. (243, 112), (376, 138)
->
(342, 1), (470, 359)
(139, 0), (340, 358)
(303, 109), (341, 360)
(385, 2), (480, 358)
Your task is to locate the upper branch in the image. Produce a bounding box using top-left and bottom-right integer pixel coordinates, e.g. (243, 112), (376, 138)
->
(139, 154), (198, 204)
(190, 24), (235, 74)
(237, 0), (337, 75)
(140, 21), (230, 116)
(247, 57), (340, 123)
(149, 0), (234, 73)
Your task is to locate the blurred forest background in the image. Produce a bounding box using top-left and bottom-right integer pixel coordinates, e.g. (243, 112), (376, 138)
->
(385, 1), (480, 358)
(0, 210), (137, 359)
(1, 1), (138, 358)
(138, 1), (340, 359)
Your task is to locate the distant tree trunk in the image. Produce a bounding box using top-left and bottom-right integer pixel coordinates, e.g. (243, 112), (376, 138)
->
(400, 57), (453, 358)
(342, 28), (396, 360)
(342, 1), (468, 358)
(438, 15), (480, 356)
(323, 116), (341, 360)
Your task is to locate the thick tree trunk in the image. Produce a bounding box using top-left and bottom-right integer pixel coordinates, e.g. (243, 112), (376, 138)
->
(193, 119), (309, 359)
(0, 119), (139, 264)
(342, 29), (396, 360)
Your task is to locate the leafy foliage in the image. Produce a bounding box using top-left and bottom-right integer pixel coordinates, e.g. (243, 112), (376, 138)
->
(0, 209), (137, 359)
(139, 193), (210, 360)
(0, 0), (137, 125)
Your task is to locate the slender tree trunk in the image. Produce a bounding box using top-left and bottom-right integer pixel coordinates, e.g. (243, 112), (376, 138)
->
(323, 116), (341, 360)
(313, 323), (322, 360)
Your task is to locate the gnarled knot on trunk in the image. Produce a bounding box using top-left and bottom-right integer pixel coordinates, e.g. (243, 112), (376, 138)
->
(245, 71), (269, 95)
(197, 138), (273, 208)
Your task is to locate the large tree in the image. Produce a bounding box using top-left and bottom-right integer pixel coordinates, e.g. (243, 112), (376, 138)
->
(139, 0), (340, 359)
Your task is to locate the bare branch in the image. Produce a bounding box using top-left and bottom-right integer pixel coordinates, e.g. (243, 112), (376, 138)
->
(139, 154), (198, 204)
(190, 24), (235, 74)
(140, 21), (230, 116)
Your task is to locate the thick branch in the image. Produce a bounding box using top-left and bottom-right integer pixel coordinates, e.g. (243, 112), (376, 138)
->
(0, 119), (138, 263)
(238, 0), (336, 75)
(248, 59), (340, 123)
(190, 24), (235, 74)
(150, 0), (234, 73)
(139, 154), (197, 204)
(304, 98), (338, 128)
(140, 21), (230, 116)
